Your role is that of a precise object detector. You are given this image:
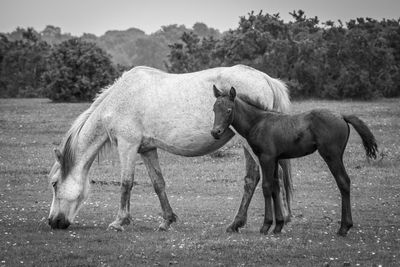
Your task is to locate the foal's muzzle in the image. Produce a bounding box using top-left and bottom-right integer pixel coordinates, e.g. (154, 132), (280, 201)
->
(211, 128), (224, 139)
(48, 213), (70, 229)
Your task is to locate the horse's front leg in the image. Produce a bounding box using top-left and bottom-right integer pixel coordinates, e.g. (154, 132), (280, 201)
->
(108, 141), (140, 231)
(141, 149), (177, 231)
(227, 146), (260, 232)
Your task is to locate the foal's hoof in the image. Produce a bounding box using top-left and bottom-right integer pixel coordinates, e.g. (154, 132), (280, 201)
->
(226, 225), (239, 233)
(337, 229), (347, 237)
(273, 220), (284, 234)
(273, 226), (283, 234)
(260, 225), (271, 235)
(337, 224), (353, 237)
(107, 222), (125, 232)
(337, 228), (350, 237)
(226, 219), (245, 233)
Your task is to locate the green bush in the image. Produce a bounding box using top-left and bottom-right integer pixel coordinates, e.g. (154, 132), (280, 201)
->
(42, 38), (118, 102)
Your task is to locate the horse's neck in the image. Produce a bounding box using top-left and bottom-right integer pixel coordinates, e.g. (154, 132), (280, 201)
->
(232, 98), (265, 138)
(66, 109), (109, 177)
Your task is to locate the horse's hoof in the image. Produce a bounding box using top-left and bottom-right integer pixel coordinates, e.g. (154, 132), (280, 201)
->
(107, 222), (125, 232)
(107, 221), (125, 232)
(158, 222), (169, 231)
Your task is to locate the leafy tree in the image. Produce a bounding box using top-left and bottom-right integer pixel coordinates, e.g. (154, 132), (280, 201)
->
(166, 32), (218, 73)
(42, 38), (118, 102)
(0, 28), (50, 97)
(166, 10), (400, 99)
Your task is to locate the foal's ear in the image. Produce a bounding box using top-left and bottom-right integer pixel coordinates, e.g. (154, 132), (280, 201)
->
(213, 85), (222, 98)
(229, 87), (236, 100)
(54, 148), (62, 163)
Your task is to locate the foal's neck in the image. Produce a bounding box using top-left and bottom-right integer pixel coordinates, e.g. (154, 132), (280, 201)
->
(231, 97), (266, 138)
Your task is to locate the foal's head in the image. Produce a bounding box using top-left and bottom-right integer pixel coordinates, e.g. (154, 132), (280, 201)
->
(211, 85), (236, 139)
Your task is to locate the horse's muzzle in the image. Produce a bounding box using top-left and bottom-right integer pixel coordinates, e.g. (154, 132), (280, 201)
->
(48, 213), (70, 229)
(211, 128), (223, 139)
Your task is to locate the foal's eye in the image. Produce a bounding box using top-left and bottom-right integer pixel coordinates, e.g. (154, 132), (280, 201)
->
(227, 109), (232, 114)
(51, 181), (57, 188)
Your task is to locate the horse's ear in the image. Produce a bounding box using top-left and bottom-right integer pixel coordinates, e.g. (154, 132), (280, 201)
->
(229, 87), (236, 100)
(54, 148), (62, 163)
(213, 85), (222, 98)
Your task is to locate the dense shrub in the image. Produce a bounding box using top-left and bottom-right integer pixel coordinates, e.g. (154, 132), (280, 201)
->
(0, 28), (50, 97)
(42, 38), (118, 102)
(167, 11), (400, 99)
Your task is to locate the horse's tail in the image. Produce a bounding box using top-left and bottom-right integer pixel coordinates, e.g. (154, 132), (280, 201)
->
(343, 115), (378, 159)
(279, 159), (292, 217)
(267, 77), (291, 113)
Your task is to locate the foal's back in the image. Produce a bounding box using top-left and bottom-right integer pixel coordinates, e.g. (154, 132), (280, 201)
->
(256, 109), (349, 159)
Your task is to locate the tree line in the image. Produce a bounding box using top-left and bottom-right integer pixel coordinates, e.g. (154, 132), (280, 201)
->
(167, 11), (400, 99)
(0, 10), (399, 101)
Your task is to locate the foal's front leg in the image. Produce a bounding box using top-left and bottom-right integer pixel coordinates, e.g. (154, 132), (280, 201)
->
(259, 156), (276, 235)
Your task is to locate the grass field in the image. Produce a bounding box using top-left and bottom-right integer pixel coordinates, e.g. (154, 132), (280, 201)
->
(0, 98), (399, 266)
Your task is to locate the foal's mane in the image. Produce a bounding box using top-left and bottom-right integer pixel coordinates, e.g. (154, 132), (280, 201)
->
(237, 94), (268, 111)
(59, 86), (112, 177)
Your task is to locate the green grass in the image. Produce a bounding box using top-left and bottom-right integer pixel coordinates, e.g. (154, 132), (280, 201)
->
(0, 98), (399, 266)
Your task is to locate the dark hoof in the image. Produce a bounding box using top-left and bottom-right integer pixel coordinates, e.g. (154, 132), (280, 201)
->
(273, 220), (284, 234)
(337, 230), (347, 237)
(273, 226), (283, 234)
(121, 217), (131, 226)
(226, 225), (239, 233)
(260, 225), (271, 235)
(226, 219), (246, 233)
(337, 222), (352, 237)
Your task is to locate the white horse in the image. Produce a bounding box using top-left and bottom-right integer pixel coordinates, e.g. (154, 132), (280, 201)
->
(48, 65), (292, 232)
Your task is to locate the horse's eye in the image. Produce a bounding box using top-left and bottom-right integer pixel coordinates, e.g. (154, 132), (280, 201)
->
(51, 181), (57, 188)
(227, 109), (232, 114)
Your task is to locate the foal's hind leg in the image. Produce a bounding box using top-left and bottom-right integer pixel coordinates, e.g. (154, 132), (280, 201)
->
(141, 149), (177, 231)
(108, 140), (140, 231)
(272, 162), (285, 234)
(319, 149), (353, 236)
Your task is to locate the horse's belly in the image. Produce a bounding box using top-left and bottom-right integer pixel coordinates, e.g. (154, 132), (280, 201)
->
(142, 128), (234, 157)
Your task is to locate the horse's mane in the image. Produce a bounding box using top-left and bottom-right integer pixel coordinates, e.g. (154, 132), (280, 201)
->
(59, 85), (113, 177)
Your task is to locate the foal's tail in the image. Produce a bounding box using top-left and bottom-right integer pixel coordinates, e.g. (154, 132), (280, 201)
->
(343, 115), (378, 159)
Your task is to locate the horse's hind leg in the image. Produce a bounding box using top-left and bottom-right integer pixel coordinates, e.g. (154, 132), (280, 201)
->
(227, 146), (260, 232)
(319, 148), (353, 236)
(141, 149), (177, 231)
(108, 140), (140, 231)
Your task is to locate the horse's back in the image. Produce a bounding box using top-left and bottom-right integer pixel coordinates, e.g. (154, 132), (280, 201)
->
(98, 65), (289, 156)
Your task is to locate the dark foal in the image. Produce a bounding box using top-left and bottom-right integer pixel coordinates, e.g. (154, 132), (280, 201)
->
(211, 85), (378, 236)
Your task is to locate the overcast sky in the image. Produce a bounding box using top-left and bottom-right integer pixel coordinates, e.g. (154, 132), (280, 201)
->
(0, 0), (399, 36)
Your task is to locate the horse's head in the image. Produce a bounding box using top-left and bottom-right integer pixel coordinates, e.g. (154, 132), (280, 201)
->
(48, 148), (89, 229)
(211, 85), (236, 139)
